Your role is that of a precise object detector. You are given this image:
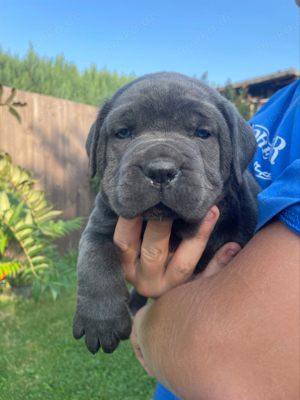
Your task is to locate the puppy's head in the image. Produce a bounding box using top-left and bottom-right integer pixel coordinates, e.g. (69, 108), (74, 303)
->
(86, 72), (256, 223)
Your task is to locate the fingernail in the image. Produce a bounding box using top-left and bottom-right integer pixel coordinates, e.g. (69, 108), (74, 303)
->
(205, 210), (214, 221)
(227, 249), (238, 257)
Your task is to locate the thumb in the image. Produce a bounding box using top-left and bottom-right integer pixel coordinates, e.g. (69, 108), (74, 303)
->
(196, 242), (242, 280)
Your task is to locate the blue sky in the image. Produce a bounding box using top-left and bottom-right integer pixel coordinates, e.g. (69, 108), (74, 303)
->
(0, 0), (299, 86)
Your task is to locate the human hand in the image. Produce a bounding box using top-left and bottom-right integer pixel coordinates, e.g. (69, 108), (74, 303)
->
(129, 239), (242, 375)
(114, 205), (240, 299)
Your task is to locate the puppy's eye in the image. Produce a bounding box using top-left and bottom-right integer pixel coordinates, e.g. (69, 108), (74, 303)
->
(115, 129), (132, 139)
(194, 129), (211, 139)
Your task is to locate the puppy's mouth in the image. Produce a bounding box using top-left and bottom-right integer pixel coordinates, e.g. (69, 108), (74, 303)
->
(141, 202), (179, 221)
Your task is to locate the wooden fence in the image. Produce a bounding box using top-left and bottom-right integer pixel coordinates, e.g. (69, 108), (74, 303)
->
(0, 86), (99, 253)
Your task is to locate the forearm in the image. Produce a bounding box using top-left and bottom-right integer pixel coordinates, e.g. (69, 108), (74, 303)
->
(136, 219), (300, 400)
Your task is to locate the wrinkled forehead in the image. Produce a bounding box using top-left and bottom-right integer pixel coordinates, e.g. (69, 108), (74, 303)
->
(107, 79), (226, 133)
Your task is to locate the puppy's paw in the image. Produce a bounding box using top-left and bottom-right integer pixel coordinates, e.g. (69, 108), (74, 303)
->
(73, 299), (132, 354)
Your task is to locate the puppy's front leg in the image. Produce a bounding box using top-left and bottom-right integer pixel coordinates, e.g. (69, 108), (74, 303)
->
(73, 194), (131, 354)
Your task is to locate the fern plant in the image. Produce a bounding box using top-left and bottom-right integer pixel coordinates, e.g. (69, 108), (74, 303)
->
(0, 150), (84, 301)
(0, 85), (27, 123)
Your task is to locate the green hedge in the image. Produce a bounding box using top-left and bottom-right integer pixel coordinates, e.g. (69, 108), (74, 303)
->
(0, 45), (135, 106)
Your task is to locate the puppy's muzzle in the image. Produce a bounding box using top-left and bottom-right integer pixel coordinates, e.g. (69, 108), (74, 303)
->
(143, 159), (179, 184)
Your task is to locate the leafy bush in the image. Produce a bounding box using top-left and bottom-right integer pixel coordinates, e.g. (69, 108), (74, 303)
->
(0, 150), (84, 301)
(91, 174), (101, 193)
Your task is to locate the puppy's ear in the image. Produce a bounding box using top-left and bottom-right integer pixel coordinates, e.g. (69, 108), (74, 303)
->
(86, 122), (97, 178)
(221, 100), (257, 185)
(86, 99), (112, 178)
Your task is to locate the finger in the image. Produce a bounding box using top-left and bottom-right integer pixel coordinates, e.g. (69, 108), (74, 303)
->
(198, 242), (242, 279)
(163, 206), (219, 291)
(131, 329), (154, 376)
(114, 217), (143, 281)
(131, 304), (154, 377)
(139, 220), (173, 282)
(132, 342), (154, 377)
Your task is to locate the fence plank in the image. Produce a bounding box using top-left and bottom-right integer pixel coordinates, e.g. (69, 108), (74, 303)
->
(0, 86), (99, 254)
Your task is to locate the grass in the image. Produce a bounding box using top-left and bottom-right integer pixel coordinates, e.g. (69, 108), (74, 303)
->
(0, 252), (157, 400)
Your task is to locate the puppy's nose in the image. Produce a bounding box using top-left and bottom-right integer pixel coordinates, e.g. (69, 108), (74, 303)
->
(143, 160), (179, 184)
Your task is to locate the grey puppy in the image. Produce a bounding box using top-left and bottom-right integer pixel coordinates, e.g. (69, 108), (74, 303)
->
(72, 72), (260, 355)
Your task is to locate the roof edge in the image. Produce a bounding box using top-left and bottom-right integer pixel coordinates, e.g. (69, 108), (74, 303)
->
(217, 68), (300, 91)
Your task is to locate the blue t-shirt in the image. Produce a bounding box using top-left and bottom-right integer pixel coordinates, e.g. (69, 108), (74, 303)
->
(249, 78), (300, 235)
(153, 78), (300, 400)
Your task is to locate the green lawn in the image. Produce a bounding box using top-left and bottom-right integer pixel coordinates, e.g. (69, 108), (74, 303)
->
(0, 283), (157, 399)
